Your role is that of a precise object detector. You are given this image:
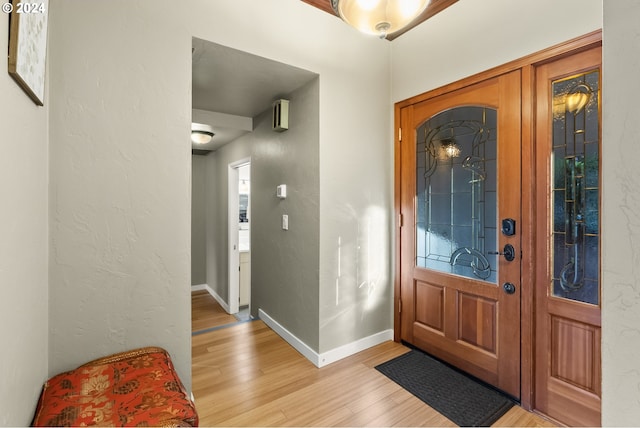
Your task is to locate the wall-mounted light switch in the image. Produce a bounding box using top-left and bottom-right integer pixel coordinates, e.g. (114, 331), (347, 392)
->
(282, 214), (289, 230)
(276, 185), (287, 199)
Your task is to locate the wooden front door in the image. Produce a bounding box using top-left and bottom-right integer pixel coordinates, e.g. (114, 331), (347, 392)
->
(398, 70), (522, 398)
(534, 47), (602, 426)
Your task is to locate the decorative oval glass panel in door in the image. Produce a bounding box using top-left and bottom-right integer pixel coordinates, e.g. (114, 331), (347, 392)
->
(416, 107), (498, 283)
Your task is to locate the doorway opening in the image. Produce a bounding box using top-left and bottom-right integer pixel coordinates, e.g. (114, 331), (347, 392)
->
(228, 159), (252, 318)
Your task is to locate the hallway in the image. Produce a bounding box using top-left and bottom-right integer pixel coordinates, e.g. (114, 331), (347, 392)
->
(191, 290), (238, 333)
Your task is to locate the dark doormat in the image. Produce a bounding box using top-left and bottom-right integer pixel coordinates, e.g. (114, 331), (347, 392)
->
(375, 349), (516, 427)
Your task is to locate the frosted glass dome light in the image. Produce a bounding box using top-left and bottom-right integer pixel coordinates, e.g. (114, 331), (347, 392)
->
(331, 0), (430, 38)
(191, 123), (214, 145)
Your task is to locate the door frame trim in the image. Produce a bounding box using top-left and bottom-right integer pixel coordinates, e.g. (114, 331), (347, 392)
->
(393, 29), (602, 410)
(228, 157), (251, 315)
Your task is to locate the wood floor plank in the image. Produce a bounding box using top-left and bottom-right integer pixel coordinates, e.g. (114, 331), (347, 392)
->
(493, 407), (557, 427)
(352, 395), (455, 427)
(191, 317), (556, 427)
(344, 379), (403, 414)
(389, 397), (457, 427)
(301, 405), (354, 427)
(191, 290), (238, 331)
(279, 367), (385, 425)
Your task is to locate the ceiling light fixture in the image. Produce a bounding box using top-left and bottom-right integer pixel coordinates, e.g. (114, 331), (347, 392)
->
(331, 0), (430, 39)
(191, 123), (214, 145)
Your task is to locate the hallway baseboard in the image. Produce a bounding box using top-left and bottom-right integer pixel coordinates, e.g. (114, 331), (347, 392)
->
(258, 308), (393, 368)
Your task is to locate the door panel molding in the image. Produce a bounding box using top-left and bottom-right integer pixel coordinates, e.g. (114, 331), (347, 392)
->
(549, 316), (600, 394)
(458, 292), (497, 353)
(415, 280), (445, 331)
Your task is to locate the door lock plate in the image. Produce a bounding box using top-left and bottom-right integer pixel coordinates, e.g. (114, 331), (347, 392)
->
(501, 218), (516, 236)
(488, 244), (516, 262)
(503, 282), (516, 294)
(502, 244), (515, 262)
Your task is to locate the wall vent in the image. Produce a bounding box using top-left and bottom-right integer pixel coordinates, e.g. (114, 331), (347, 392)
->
(272, 99), (289, 132)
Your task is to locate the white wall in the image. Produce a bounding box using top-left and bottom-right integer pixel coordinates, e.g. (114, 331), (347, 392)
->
(48, 1), (192, 389)
(312, 14), (393, 355)
(602, 1), (640, 425)
(392, 0), (603, 103)
(0, 11), (49, 425)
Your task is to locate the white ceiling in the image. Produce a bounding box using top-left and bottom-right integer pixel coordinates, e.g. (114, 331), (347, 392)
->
(192, 38), (318, 152)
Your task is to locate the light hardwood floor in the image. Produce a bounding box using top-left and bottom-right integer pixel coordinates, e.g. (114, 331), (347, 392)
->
(191, 290), (238, 332)
(191, 292), (555, 426)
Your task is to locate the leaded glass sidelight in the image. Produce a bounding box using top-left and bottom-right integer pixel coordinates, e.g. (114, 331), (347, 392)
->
(416, 107), (498, 283)
(551, 70), (600, 305)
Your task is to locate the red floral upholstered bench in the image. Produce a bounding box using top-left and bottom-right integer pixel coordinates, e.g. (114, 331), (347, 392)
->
(32, 347), (198, 427)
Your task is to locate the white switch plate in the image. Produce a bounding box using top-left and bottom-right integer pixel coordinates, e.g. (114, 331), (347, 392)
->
(276, 184), (287, 199)
(282, 214), (289, 230)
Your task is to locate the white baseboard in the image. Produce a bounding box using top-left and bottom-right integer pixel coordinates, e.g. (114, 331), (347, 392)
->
(258, 309), (393, 368)
(191, 283), (208, 292)
(191, 284), (230, 314)
(318, 328), (394, 367)
(258, 309), (320, 365)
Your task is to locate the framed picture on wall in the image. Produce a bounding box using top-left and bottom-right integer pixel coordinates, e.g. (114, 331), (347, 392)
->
(7, 0), (50, 106)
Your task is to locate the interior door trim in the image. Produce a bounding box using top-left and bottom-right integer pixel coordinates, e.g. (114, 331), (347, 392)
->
(393, 30), (602, 410)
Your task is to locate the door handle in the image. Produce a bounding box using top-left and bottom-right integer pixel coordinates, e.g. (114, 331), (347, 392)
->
(488, 244), (516, 262)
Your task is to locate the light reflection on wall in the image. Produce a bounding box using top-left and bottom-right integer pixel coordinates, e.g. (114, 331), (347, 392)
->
(336, 236), (341, 306)
(323, 204), (389, 348)
(357, 209), (386, 313)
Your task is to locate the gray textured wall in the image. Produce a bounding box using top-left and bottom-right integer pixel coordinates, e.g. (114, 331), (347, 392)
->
(191, 155), (207, 285)
(251, 79), (321, 349)
(204, 133), (252, 303)
(203, 78), (320, 349)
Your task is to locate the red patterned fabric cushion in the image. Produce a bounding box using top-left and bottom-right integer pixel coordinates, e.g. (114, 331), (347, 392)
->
(32, 347), (198, 427)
